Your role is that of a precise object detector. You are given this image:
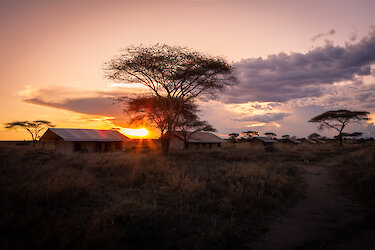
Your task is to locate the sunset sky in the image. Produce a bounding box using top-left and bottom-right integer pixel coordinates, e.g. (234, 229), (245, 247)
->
(1, 0), (375, 140)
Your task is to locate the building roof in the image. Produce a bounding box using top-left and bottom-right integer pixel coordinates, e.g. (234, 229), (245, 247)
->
(302, 138), (317, 144)
(251, 137), (277, 143)
(314, 139), (327, 144)
(40, 128), (129, 142)
(282, 137), (301, 144)
(175, 131), (225, 143)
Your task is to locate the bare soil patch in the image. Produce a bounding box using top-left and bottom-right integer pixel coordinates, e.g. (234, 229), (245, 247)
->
(250, 158), (373, 250)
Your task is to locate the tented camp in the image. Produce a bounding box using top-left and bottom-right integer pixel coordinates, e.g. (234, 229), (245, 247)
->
(170, 131), (225, 150)
(249, 137), (278, 146)
(40, 128), (130, 154)
(300, 138), (317, 144)
(280, 137), (301, 145)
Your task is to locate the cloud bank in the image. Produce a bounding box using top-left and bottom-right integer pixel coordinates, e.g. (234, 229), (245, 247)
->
(223, 28), (375, 103)
(232, 112), (290, 123)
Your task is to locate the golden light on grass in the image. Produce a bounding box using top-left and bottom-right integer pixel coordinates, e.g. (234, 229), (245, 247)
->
(121, 127), (149, 138)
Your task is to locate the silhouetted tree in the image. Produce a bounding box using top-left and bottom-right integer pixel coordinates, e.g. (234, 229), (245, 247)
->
(106, 44), (236, 155)
(242, 131), (259, 140)
(4, 120), (55, 149)
(228, 133), (239, 143)
(341, 132), (363, 140)
(282, 135), (290, 138)
(264, 132), (276, 138)
(175, 105), (216, 149)
(309, 110), (369, 146)
(308, 133), (321, 140)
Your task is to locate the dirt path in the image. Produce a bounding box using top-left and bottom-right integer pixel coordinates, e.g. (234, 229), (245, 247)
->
(250, 160), (368, 250)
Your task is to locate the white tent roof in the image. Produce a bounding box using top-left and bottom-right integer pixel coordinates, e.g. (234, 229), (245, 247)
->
(285, 137), (301, 144)
(252, 137), (277, 143)
(175, 131), (224, 143)
(40, 128), (129, 142)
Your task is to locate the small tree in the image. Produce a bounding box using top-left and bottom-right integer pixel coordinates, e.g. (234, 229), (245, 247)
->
(106, 44), (236, 155)
(341, 132), (363, 140)
(282, 134), (290, 139)
(228, 133), (239, 143)
(264, 132), (276, 138)
(5, 120), (55, 149)
(173, 101), (216, 149)
(309, 110), (369, 146)
(308, 133), (321, 140)
(242, 131), (259, 140)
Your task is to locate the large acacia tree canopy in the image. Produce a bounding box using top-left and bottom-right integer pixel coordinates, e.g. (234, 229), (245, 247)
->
(308, 110), (369, 131)
(105, 44), (236, 100)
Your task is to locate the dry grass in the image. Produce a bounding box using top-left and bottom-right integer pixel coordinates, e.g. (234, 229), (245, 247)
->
(333, 145), (375, 212)
(0, 141), (368, 249)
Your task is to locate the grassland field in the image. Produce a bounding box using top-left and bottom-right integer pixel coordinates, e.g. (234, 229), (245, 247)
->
(0, 141), (373, 250)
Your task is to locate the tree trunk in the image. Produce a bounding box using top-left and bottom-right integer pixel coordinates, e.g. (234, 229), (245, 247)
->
(339, 131), (343, 147)
(161, 134), (170, 155)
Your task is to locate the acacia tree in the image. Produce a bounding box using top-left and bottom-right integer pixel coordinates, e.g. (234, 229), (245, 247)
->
(124, 95), (215, 150)
(264, 132), (276, 138)
(341, 132), (363, 140)
(175, 107), (216, 149)
(309, 110), (369, 146)
(228, 133), (239, 143)
(106, 44), (235, 155)
(5, 120), (55, 149)
(308, 133), (321, 140)
(242, 131), (259, 140)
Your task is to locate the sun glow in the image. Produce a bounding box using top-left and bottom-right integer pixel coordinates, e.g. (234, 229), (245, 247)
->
(121, 127), (149, 138)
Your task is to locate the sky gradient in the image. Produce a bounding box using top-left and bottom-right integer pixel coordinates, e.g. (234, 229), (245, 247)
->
(1, 0), (375, 140)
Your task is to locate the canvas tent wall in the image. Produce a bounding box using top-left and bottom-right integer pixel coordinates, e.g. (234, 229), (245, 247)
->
(250, 137), (277, 146)
(280, 137), (301, 145)
(40, 128), (130, 154)
(170, 131), (225, 150)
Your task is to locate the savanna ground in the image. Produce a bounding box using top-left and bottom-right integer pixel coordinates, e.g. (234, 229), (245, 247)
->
(0, 141), (374, 249)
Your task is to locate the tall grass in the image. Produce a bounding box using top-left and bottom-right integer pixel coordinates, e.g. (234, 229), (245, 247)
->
(0, 141), (364, 249)
(333, 145), (375, 211)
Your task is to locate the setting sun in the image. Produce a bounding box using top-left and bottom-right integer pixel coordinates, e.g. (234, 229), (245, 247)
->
(120, 128), (149, 138)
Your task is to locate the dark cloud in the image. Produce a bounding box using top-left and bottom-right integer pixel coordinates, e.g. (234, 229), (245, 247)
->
(223, 28), (375, 103)
(311, 29), (335, 42)
(24, 97), (123, 117)
(21, 87), (136, 117)
(232, 112), (290, 123)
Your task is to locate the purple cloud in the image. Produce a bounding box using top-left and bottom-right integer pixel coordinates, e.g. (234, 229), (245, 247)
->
(311, 29), (335, 42)
(232, 112), (290, 123)
(222, 28), (375, 103)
